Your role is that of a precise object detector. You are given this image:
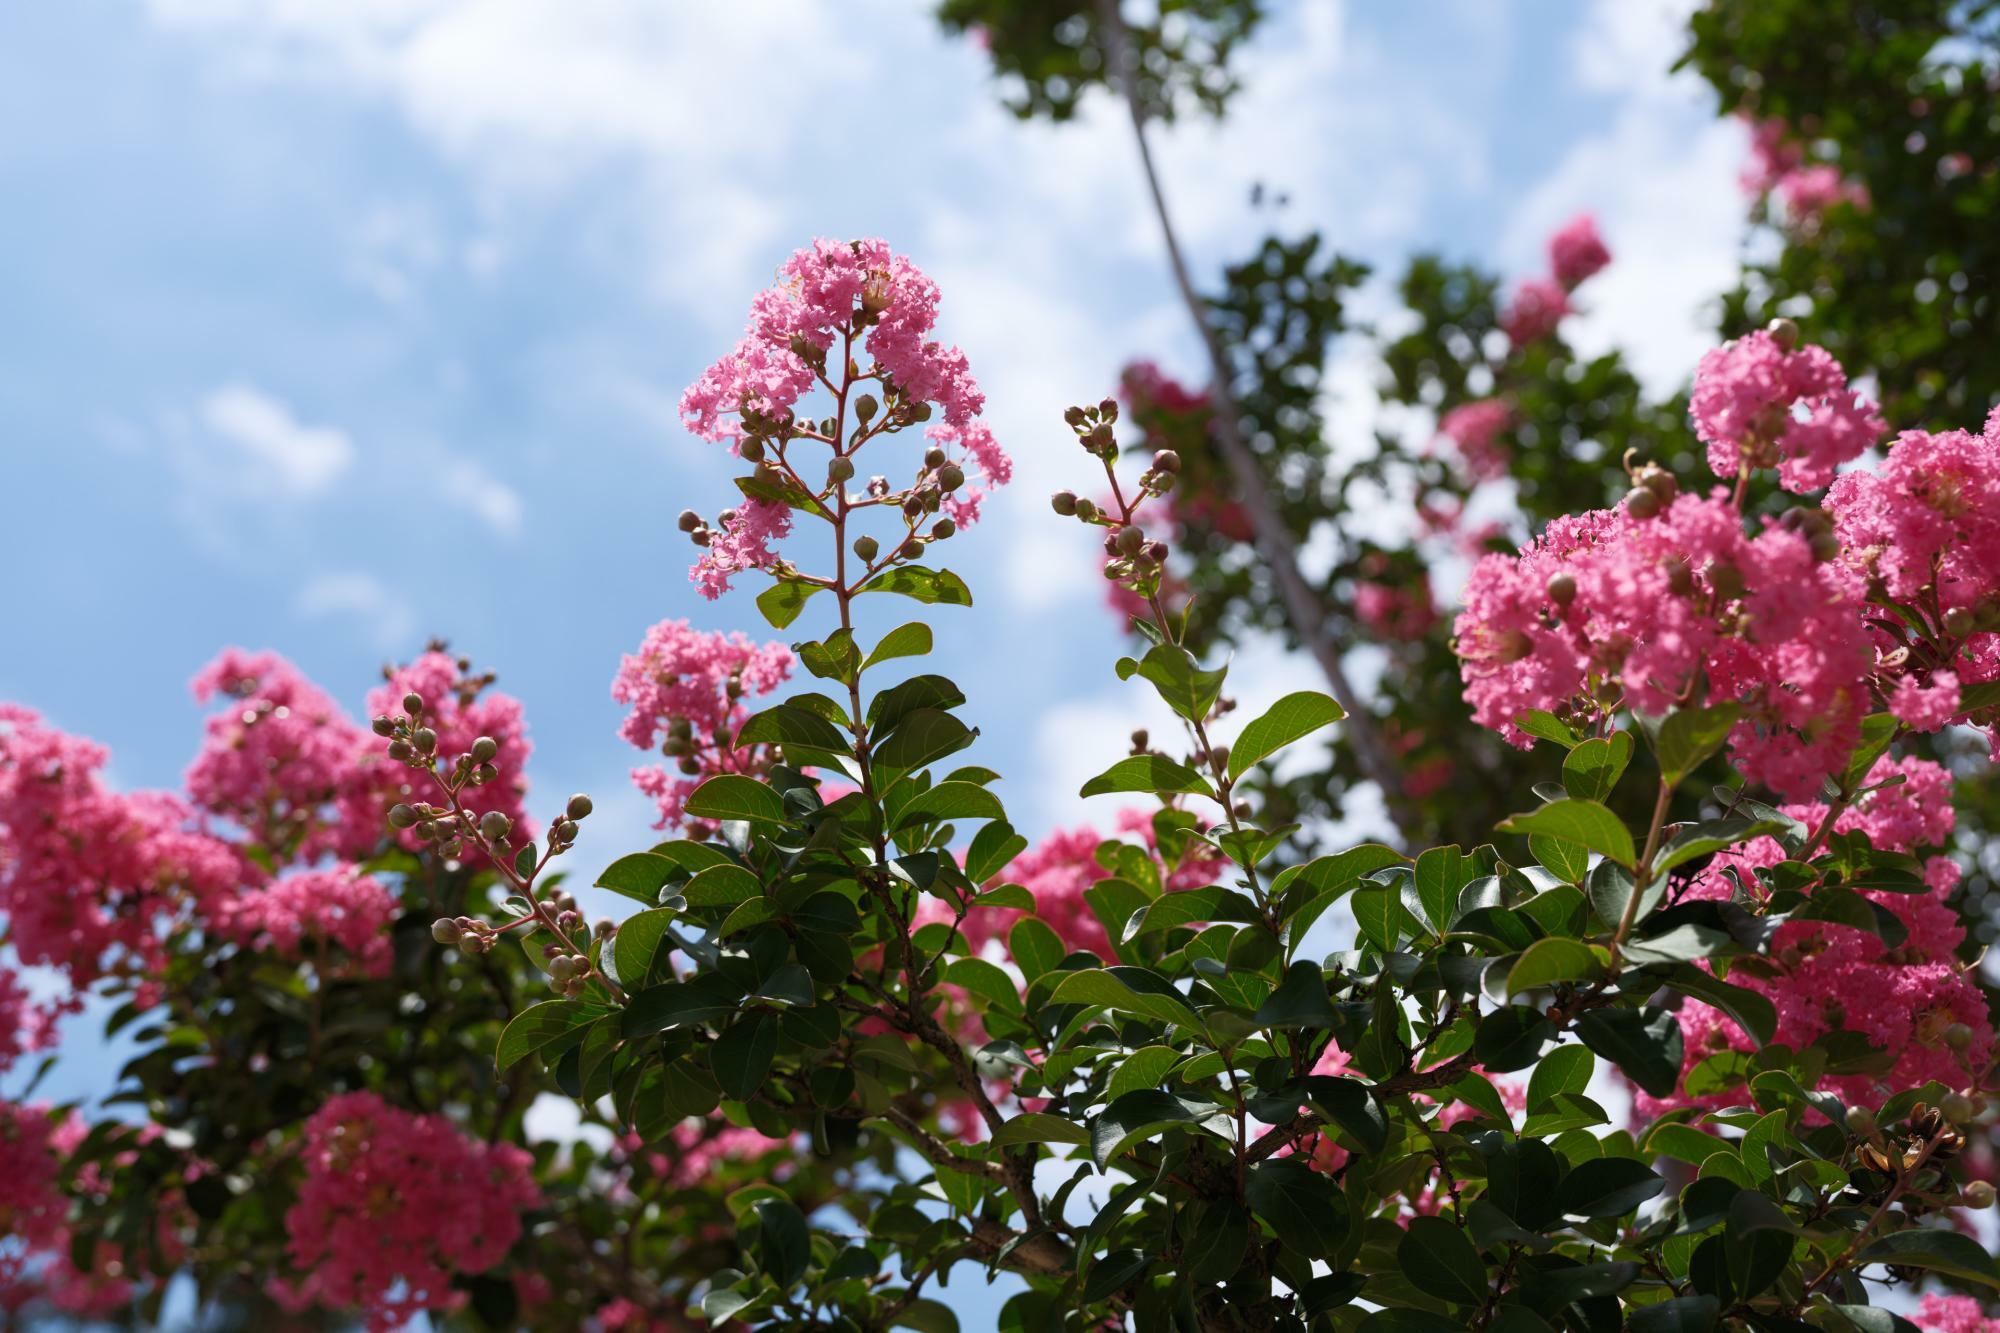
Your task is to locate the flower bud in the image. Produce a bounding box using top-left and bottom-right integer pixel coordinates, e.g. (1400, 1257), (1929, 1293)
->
(1708, 562), (1746, 602)
(1152, 449), (1181, 474)
(903, 495), (925, 519)
(1943, 607), (1976, 637)
(388, 804), (417, 829)
(738, 436), (766, 463)
(1945, 1022), (1974, 1051)
(1116, 525), (1145, 554)
(371, 716), (397, 737)
(1809, 531), (1841, 563)
(677, 757), (702, 776)
(1063, 405), (1087, 428)
(906, 402), (932, 423)
(1208, 743), (1231, 771)
(1074, 498), (1099, 521)
(1640, 469), (1679, 502)
(471, 736), (499, 763)
(924, 446), (948, 469)
(387, 739), (413, 762)
(1845, 1105), (1878, 1138)
(1545, 572), (1577, 607)
(932, 518), (956, 540)
(403, 692), (425, 716)
(431, 918), (461, 944)
(855, 394), (878, 423)
(938, 464), (965, 492)
(1624, 488), (1661, 520)
(567, 793), (593, 820)
(475, 763), (499, 785)
(556, 819), (579, 843)
(1965, 1181), (1997, 1210)
(1145, 541), (1169, 563)
(479, 810), (513, 842)
(1098, 398), (1119, 422)
(414, 727), (438, 754)
(853, 535), (880, 562)
(900, 538), (926, 560)
(1766, 316), (1801, 351)
(827, 456), (855, 484)
(1942, 1092), (1975, 1123)
(548, 955), (576, 984)
(678, 509), (702, 532)
(1051, 490), (1079, 516)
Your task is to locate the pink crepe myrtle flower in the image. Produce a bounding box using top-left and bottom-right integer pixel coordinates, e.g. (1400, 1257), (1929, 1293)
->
(0, 706), (246, 997)
(274, 1092), (539, 1332)
(1916, 1294), (2000, 1333)
(218, 865), (399, 978)
(1828, 409), (2000, 612)
(1354, 576), (1437, 642)
(0, 1102), (137, 1318)
(0, 968), (63, 1076)
(1892, 670), (1963, 733)
(187, 648), (384, 864)
(1548, 213), (1611, 290)
(366, 652), (534, 855)
(1500, 277), (1571, 347)
(1690, 329), (1882, 491)
(1778, 164), (1870, 222)
(691, 497), (793, 601)
(1436, 398), (1514, 482)
(1739, 116), (1804, 196)
(613, 619), (792, 833)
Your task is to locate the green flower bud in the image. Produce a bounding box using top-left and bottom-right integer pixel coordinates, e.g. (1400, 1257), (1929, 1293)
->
(556, 819), (579, 843)
(855, 394), (879, 423)
(388, 804), (417, 829)
(471, 736), (498, 763)
(827, 456), (856, 484)
(371, 716), (397, 737)
(431, 918), (461, 944)
(1051, 490), (1079, 516)
(924, 446), (948, 469)
(1943, 607), (1976, 637)
(1766, 316), (1801, 351)
(387, 739), (413, 762)
(478, 810), (513, 842)
(1965, 1180), (1997, 1210)
(678, 509), (701, 532)
(938, 464), (965, 492)
(1845, 1105), (1878, 1138)
(1116, 525), (1145, 554)
(853, 535), (880, 562)
(566, 793), (594, 820)
(403, 692), (425, 716)
(932, 518), (956, 540)
(413, 727), (437, 754)
(900, 539), (925, 560)
(1545, 572), (1578, 607)
(1152, 449), (1180, 474)
(1942, 1092), (1975, 1123)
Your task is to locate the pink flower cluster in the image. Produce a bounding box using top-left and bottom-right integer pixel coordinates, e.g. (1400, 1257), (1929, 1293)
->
(1453, 492), (1874, 797)
(1690, 329), (1883, 491)
(0, 968), (61, 1075)
(219, 866), (399, 978)
(0, 705), (244, 995)
(1353, 576), (1437, 642)
(0, 1102), (133, 1319)
(1436, 398), (1513, 482)
(1641, 757), (1994, 1118)
(617, 1118), (794, 1193)
(961, 811), (1226, 959)
(1918, 1295), (2000, 1333)
(274, 1092), (539, 1332)
(680, 239), (1005, 597)
(188, 648), (384, 863)
(367, 652), (534, 853)
(613, 619), (793, 832)
(1499, 213), (1609, 347)
(1740, 117), (1871, 225)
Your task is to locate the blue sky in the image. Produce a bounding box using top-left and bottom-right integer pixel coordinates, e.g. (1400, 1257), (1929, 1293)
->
(1, 0), (1749, 1320)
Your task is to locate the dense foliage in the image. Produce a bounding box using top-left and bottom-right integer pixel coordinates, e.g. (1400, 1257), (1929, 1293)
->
(2, 4), (1998, 1332)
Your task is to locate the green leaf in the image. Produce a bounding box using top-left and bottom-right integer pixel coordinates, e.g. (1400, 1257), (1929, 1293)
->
(1562, 731), (1633, 801)
(1841, 711), (1900, 791)
(1555, 1155), (1663, 1218)
(1049, 967), (1202, 1029)
(1009, 919), (1066, 981)
(1089, 1089), (1208, 1168)
(1665, 965), (1777, 1046)
(1122, 644), (1227, 723)
(1532, 835), (1590, 885)
(990, 1112), (1090, 1148)
(682, 863), (762, 907)
(1254, 961), (1339, 1028)
(496, 1000), (603, 1072)
(859, 566), (972, 607)
(1656, 703), (1740, 785)
(1228, 690), (1344, 779)
(1499, 798), (1636, 867)
(1352, 884), (1411, 953)
(873, 708), (975, 778)
(613, 908), (679, 987)
(1505, 937), (1603, 996)
(756, 579), (823, 630)
(1107, 1046), (1182, 1101)
(1244, 1158), (1349, 1259)
(797, 630), (862, 683)
(1397, 1214), (1488, 1306)
(714, 1011), (779, 1101)
(893, 780), (1005, 829)
(1126, 886), (1229, 940)
(1513, 709), (1583, 748)
(596, 852), (685, 905)
(1079, 754), (1216, 800)
(966, 821), (1028, 882)
(753, 1196), (811, 1287)
(684, 775), (788, 824)
(1651, 818), (1787, 876)
(1575, 1007), (1684, 1098)
(942, 957), (1021, 1013)
(734, 704), (852, 756)
(1626, 1296), (1720, 1333)
(864, 621), (933, 670)
(1411, 844), (1465, 933)
(1526, 1045), (1595, 1106)
(1854, 1228), (2000, 1288)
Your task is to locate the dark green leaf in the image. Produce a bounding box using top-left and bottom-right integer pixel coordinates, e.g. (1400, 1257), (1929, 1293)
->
(1656, 703), (1740, 785)
(1562, 731), (1632, 801)
(1575, 1006), (1684, 1097)
(1555, 1155), (1663, 1218)
(714, 1011), (779, 1101)
(1254, 961), (1339, 1028)
(859, 566), (973, 607)
(754, 1197), (811, 1287)
(864, 621), (933, 669)
(1499, 798), (1635, 866)
(684, 775), (789, 824)
(1397, 1214), (1488, 1307)
(1228, 690), (1344, 779)
(1854, 1228), (2000, 1288)
(756, 579), (822, 630)
(1244, 1158), (1349, 1260)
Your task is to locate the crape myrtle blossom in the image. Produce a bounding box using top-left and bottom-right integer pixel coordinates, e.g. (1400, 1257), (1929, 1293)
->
(613, 618), (793, 832)
(678, 238), (1006, 599)
(367, 651), (534, 853)
(187, 648), (383, 863)
(1917, 1294), (2000, 1333)
(1452, 488), (1874, 799)
(1638, 756), (1995, 1119)
(0, 967), (61, 1075)
(1500, 277), (1571, 348)
(0, 1102), (136, 1318)
(1435, 398), (1513, 481)
(1547, 213), (1611, 290)
(1740, 116), (1871, 225)
(0, 706), (245, 997)
(1690, 326), (1883, 492)
(273, 1092), (539, 1332)
(1353, 575), (1437, 642)
(218, 865), (399, 978)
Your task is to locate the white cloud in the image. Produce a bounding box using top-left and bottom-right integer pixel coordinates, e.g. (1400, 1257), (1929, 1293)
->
(436, 454), (524, 537)
(200, 382), (354, 494)
(295, 571), (418, 651)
